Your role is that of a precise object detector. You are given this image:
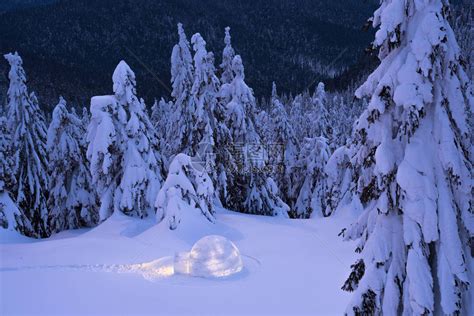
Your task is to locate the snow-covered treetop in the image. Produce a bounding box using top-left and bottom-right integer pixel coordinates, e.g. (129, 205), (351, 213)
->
(314, 82), (326, 104)
(171, 23), (194, 100)
(191, 33), (208, 87)
(47, 97), (68, 150)
(87, 95), (120, 181)
(112, 60), (137, 107)
(232, 54), (246, 80)
(4, 52), (26, 84)
(224, 26), (232, 47)
(222, 55), (260, 145)
(4, 52), (29, 131)
(228, 55), (256, 112)
(271, 81), (278, 101)
(192, 32), (218, 86)
(220, 26), (236, 85)
(355, 0), (471, 144)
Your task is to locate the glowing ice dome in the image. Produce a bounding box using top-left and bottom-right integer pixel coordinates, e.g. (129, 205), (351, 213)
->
(174, 235), (243, 278)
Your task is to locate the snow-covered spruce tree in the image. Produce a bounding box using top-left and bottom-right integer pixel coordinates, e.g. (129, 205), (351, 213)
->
(255, 109), (273, 145)
(0, 115), (32, 235)
(189, 33), (234, 206)
(155, 153), (215, 230)
(289, 93), (307, 141)
(166, 23), (195, 158)
(222, 55), (289, 216)
(310, 82), (331, 140)
(81, 106), (90, 125)
(269, 82), (299, 205)
(324, 144), (353, 216)
(291, 137), (329, 218)
(0, 116), (15, 194)
(87, 95), (125, 221)
(0, 191), (33, 235)
(151, 98), (170, 141)
(47, 97), (98, 233)
(4, 52), (49, 237)
(341, 1), (473, 314)
(188, 33), (232, 204)
(73, 107), (99, 227)
(220, 26), (236, 85)
(151, 98), (172, 168)
(327, 95), (344, 149)
(189, 33), (219, 157)
(87, 61), (164, 221)
(212, 86), (235, 207)
(114, 61), (165, 219)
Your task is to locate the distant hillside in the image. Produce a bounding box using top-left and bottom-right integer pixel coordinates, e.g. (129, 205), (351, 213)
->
(0, 0), (56, 13)
(0, 0), (377, 109)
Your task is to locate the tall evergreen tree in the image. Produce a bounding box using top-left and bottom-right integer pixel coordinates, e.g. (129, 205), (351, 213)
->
(47, 97), (98, 233)
(0, 115), (32, 235)
(341, 1), (473, 314)
(269, 82), (299, 205)
(220, 26), (235, 85)
(87, 61), (164, 221)
(292, 137), (329, 218)
(189, 33), (219, 158)
(190, 33), (234, 207)
(4, 52), (49, 237)
(222, 55), (289, 216)
(310, 82), (331, 140)
(114, 61), (165, 219)
(289, 94), (307, 141)
(0, 116), (15, 194)
(151, 98), (170, 138)
(325, 145), (352, 216)
(87, 95), (125, 221)
(151, 98), (172, 166)
(254, 108), (273, 144)
(166, 23), (194, 158)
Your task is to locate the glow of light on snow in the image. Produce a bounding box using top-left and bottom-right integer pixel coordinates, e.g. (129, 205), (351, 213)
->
(118, 256), (175, 280)
(117, 235), (243, 280)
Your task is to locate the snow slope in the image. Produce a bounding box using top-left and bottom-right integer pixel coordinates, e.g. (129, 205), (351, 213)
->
(0, 209), (357, 315)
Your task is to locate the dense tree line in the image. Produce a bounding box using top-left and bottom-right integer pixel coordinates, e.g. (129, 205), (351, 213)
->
(0, 24), (368, 237)
(0, 0), (376, 107)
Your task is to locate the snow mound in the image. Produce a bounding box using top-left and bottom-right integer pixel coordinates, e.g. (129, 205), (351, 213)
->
(174, 235), (243, 278)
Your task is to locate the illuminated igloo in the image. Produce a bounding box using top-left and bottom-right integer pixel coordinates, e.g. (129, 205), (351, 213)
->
(174, 235), (243, 278)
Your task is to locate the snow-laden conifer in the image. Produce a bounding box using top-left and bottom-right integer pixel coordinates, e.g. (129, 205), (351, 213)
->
(155, 153), (215, 230)
(292, 137), (329, 218)
(341, 1), (473, 314)
(310, 82), (331, 140)
(255, 109), (273, 145)
(222, 55), (289, 217)
(269, 82), (299, 205)
(88, 61), (164, 221)
(0, 116), (15, 194)
(113, 61), (165, 219)
(47, 97), (98, 232)
(220, 26), (236, 85)
(324, 145), (352, 216)
(0, 115), (32, 235)
(167, 23), (195, 157)
(4, 52), (49, 237)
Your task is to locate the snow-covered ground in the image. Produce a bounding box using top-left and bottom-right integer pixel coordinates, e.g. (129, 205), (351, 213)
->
(1, 209), (357, 315)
